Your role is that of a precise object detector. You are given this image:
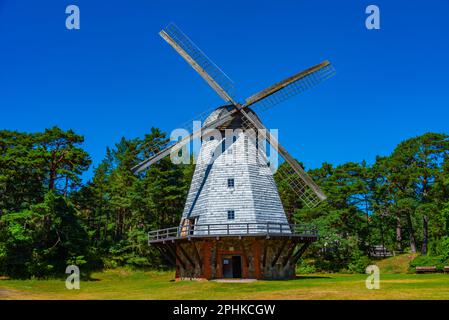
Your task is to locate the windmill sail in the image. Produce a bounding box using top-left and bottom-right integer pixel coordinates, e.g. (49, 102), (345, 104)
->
(160, 23), (236, 104)
(131, 106), (239, 173)
(243, 61), (335, 112)
(239, 108), (326, 208)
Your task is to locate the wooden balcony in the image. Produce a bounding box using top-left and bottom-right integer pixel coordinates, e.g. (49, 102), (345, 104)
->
(148, 222), (318, 244)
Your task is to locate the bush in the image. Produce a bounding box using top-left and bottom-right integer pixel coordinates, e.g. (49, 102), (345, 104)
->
(296, 260), (316, 274)
(347, 249), (371, 274)
(0, 192), (89, 278)
(411, 237), (449, 272)
(410, 255), (447, 271)
(435, 236), (449, 259)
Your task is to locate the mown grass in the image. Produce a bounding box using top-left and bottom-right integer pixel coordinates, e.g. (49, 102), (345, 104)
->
(2, 268), (449, 300)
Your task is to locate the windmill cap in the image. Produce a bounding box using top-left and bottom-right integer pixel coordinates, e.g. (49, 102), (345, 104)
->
(204, 105), (260, 130)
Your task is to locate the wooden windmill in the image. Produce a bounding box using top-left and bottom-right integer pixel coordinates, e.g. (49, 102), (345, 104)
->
(133, 23), (335, 279)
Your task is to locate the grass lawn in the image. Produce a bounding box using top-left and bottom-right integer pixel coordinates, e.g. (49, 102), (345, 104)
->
(1, 254), (448, 300)
(2, 268), (449, 300)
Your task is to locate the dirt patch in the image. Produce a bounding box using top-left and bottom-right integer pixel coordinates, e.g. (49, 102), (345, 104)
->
(212, 279), (258, 283)
(0, 288), (24, 299)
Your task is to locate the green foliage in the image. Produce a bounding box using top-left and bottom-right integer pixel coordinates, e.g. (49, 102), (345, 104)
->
(434, 236), (449, 259)
(409, 255), (447, 271)
(296, 260), (316, 274)
(347, 249), (371, 274)
(0, 192), (89, 278)
(280, 133), (449, 272)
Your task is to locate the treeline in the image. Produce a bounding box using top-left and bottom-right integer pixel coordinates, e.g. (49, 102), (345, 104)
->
(0, 127), (193, 277)
(0, 127), (448, 277)
(282, 133), (449, 272)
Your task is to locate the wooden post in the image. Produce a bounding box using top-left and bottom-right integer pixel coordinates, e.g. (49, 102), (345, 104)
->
(282, 241), (297, 267)
(191, 240), (202, 269)
(202, 241), (212, 279)
(253, 240), (262, 279)
(166, 243), (185, 269)
(178, 244), (195, 268)
(271, 240), (288, 267)
(155, 245), (175, 266)
(215, 240), (221, 278)
(290, 242), (311, 265)
(262, 239), (268, 268)
(240, 239), (249, 268)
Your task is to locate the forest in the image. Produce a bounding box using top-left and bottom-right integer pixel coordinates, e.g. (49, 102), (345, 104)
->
(0, 127), (448, 278)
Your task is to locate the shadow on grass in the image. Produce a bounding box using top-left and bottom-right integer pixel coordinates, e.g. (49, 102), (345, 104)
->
(294, 275), (332, 280)
(248, 275), (333, 282)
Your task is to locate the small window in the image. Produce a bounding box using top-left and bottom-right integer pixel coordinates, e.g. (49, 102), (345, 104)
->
(227, 178), (234, 188)
(227, 210), (235, 220)
(233, 136), (237, 143)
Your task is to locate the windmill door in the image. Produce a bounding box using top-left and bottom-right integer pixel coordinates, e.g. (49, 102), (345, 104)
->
(180, 218), (196, 237)
(222, 255), (242, 278)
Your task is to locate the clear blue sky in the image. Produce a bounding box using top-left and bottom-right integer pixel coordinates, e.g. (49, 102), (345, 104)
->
(1, 0), (448, 180)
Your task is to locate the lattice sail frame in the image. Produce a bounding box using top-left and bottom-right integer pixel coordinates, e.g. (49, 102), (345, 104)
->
(240, 114), (322, 208)
(245, 63), (336, 113)
(161, 23), (236, 102)
(274, 162), (322, 208)
(133, 105), (213, 161)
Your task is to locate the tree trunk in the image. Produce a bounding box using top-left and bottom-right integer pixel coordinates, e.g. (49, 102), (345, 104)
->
(48, 151), (57, 190)
(63, 176), (68, 197)
(48, 171), (56, 190)
(379, 215), (386, 258)
(406, 212), (417, 253)
(422, 215), (429, 254)
(365, 200), (371, 253)
(396, 212), (402, 252)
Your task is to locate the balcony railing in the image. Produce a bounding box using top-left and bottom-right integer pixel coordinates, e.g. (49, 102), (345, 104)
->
(148, 222), (318, 243)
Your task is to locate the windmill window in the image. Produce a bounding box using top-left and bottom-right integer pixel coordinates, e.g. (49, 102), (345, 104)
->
(227, 210), (235, 220)
(233, 136), (237, 143)
(227, 178), (234, 188)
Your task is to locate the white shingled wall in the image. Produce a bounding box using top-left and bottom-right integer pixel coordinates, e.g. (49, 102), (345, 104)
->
(181, 107), (289, 235)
